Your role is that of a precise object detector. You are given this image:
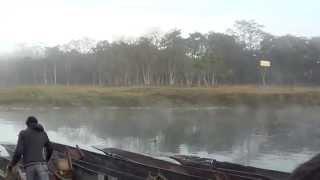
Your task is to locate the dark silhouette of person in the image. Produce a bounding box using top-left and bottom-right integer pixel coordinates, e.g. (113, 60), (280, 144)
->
(289, 153), (320, 180)
(8, 116), (53, 180)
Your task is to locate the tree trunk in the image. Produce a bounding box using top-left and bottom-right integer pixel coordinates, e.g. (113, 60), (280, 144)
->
(169, 72), (175, 85)
(203, 73), (209, 87)
(43, 64), (48, 85)
(211, 72), (215, 86)
(53, 63), (57, 85)
(197, 74), (201, 86)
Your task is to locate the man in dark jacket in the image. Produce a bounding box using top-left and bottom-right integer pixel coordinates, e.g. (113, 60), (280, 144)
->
(8, 116), (53, 180)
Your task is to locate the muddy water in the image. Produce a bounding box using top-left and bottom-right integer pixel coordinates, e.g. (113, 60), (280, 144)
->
(0, 106), (319, 172)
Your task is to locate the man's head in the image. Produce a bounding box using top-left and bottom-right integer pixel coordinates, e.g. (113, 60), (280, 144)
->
(26, 116), (38, 127)
(25, 116), (45, 132)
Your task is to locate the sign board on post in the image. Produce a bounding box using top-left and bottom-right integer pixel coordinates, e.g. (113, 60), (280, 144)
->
(260, 60), (271, 67)
(259, 60), (271, 86)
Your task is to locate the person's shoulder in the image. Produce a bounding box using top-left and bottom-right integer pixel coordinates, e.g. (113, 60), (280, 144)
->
(42, 131), (49, 138)
(18, 129), (27, 137)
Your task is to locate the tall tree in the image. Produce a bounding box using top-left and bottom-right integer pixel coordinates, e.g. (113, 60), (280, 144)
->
(228, 20), (266, 50)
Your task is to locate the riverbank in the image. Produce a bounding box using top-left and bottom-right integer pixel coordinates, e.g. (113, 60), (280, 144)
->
(0, 86), (319, 107)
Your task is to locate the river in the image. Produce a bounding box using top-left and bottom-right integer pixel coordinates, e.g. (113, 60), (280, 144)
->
(0, 106), (319, 172)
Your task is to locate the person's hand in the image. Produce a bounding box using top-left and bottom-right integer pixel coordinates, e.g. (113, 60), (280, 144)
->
(7, 165), (13, 172)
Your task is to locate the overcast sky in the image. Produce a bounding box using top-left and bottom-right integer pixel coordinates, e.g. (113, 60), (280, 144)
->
(0, 0), (318, 53)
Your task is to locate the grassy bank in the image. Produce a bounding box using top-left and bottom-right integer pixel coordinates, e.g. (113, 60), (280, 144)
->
(0, 85), (320, 107)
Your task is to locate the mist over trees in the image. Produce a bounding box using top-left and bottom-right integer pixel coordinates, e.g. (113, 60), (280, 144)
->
(1, 20), (320, 87)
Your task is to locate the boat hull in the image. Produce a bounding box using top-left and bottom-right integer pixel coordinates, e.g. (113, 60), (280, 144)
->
(0, 143), (291, 180)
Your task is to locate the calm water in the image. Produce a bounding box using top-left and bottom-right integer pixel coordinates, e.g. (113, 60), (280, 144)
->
(0, 106), (320, 172)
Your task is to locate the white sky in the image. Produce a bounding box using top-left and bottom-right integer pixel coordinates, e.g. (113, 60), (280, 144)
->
(0, 0), (318, 53)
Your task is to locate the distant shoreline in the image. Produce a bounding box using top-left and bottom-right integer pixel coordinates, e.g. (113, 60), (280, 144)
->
(0, 85), (319, 107)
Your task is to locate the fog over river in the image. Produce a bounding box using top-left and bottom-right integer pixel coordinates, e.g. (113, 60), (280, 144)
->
(0, 106), (319, 172)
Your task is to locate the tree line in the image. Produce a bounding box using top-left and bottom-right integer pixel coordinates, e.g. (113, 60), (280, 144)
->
(1, 20), (320, 87)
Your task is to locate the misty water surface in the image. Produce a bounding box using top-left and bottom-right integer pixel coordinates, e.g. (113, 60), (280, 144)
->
(0, 106), (319, 172)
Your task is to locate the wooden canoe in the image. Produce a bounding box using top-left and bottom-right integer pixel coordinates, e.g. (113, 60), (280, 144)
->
(0, 143), (291, 180)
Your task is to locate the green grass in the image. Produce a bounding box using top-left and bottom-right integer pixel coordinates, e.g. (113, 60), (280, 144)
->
(0, 85), (320, 107)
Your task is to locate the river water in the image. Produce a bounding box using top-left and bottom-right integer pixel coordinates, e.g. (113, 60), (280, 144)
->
(0, 106), (319, 172)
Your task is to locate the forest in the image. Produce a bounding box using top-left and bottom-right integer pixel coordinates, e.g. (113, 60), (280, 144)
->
(1, 20), (319, 87)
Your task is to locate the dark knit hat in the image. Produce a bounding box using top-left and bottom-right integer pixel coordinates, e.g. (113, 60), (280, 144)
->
(26, 116), (38, 126)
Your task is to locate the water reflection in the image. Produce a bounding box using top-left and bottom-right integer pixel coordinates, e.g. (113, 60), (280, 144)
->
(0, 106), (319, 172)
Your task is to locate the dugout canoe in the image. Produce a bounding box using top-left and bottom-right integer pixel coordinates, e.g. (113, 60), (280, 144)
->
(0, 143), (291, 180)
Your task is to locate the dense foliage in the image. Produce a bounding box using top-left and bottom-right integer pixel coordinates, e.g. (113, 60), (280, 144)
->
(1, 20), (319, 86)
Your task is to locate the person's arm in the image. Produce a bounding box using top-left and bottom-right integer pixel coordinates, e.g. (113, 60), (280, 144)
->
(44, 132), (53, 161)
(9, 132), (24, 168)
